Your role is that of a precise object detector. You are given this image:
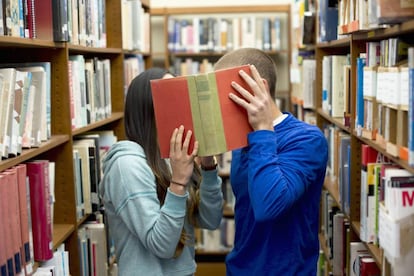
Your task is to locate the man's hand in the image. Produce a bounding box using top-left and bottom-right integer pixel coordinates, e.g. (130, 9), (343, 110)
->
(229, 64), (275, 131)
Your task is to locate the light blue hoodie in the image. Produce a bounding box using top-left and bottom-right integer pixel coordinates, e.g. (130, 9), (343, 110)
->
(99, 140), (223, 276)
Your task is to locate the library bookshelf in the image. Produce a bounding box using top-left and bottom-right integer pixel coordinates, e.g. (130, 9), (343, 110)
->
(0, 0), (151, 275)
(314, 14), (414, 275)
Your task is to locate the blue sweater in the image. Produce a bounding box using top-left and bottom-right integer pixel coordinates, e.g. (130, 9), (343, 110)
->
(99, 141), (223, 276)
(226, 113), (328, 275)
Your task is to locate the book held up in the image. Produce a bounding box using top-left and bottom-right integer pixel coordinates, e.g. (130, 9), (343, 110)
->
(150, 65), (253, 157)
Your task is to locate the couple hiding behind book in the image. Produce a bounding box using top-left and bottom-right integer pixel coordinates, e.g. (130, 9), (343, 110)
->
(99, 48), (328, 275)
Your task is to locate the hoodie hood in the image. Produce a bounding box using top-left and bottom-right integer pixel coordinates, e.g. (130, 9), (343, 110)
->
(102, 140), (145, 173)
(99, 140), (147, 199)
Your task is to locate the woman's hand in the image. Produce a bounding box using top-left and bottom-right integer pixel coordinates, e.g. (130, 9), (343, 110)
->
(169, 125), (199, 187)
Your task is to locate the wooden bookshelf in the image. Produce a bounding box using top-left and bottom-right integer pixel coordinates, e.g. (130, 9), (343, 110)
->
(0, 1), (151, 275)
(314, 9), (414, 274)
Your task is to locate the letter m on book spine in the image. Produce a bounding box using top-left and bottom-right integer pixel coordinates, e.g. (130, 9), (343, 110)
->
(151, 65), (253, 158)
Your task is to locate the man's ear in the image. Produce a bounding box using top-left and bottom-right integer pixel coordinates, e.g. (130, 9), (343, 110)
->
(262, 78), (270, 93)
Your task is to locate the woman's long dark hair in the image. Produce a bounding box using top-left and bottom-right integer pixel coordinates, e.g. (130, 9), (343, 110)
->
(124, 68), (201, 257)
(124, 68), (171, 204)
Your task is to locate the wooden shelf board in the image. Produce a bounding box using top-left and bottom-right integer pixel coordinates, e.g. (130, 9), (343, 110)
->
(68, 44), (122, 54)
(0, 36), (64, 48)
(317, 108), (351, 133)
(53, 223), (75, 250)
(151, 5), (291, 15)
(316, 37), (351, 49)
(0, 135), (70, 171)
(324, 176), (340, 206)
(72, 112), (124, 136)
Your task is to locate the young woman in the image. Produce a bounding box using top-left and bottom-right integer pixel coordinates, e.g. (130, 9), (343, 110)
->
(99, 68), (223, 276)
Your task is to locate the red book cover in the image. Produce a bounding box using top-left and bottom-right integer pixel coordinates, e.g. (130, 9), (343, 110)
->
(26, 160), (53, 261)
(15, 164), (32, 273)
(360, 257), (380, 276)
(33, 0), (53, 40)
(150, 65), (253, 158)
(3, 169), (23, 275)
(26, 0), (35, 38)
(361, 144), (378, 168)
(1, 172), (16, 275)
(0, 174), (8, 275)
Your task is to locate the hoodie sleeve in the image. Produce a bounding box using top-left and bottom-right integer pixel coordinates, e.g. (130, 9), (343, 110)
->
(196, 170), (224, 230)
(106, 154), (188, 259)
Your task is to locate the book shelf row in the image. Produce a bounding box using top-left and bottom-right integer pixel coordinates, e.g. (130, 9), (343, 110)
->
(167, 14), (285, 54)
(293, 1), (414, 275)
(0, 0), (152, 275)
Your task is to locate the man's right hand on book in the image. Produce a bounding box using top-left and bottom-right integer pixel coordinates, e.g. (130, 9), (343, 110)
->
(229, 65), (276, 132)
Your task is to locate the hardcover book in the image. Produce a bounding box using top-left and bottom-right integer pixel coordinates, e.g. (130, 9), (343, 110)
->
(15, 164), (34, 275)
(26, 160), (53, 261)
(150, 65), (253, 157)
(3, 169), (23, 275)
(408, 47), (414, 166)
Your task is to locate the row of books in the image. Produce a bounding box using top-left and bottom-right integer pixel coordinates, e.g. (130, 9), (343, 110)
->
(68, 55), (112, 129)
(170, 58), (214, 77)
(121, 0), (150, 52)
(0, 160), (55, 276)
(167, 15), (284, 53)
(321, 54), (351, 122)
(338, 0), (414, 35)
(0, 62), (51, 159)
(323, 125), (414, 274)
(355, 46), (414, 164)
(77, 220), (109, 276)
(0, 0), (107, 46)
(320, 191), (381, 276)
(33, 244), (70, 276)
(319, 0), (414, 42)
(72, 131), (117, 222)
(360, 144), (414, 274)
(196, 218), (234, 253)
(123, 54), (146, 96)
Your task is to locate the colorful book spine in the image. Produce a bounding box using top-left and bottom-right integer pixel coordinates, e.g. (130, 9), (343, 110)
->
(0, 174), (8, 276)
(15, 164), (33, 275)
(408, 47), (414, 166)
(26, 160), (53, 261)
(355, 55), (366, 135)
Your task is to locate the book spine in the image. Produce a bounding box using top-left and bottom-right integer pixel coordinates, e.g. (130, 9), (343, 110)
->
(0, 174), (9, 276)
(52, 0), (69, 42)
(27, 161), (53, 261)
(409, 47), (414, 166)
(356, 56), (366, 134)
(27, 0), (36, 38)
(6, 169), (24, 275)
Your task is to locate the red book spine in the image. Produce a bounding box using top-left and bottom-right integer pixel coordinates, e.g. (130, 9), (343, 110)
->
(15, 164), (32, 273)
(4, 169), (23, 275)
(26, 0), (36, 38)
(0, 174), (9, 275)
(26, 160), (53, 261)
(33, 0), (53, 40)
(1, 172), (16, 275)
(361, 144), (378, 168)
(360, 257), (380, 276)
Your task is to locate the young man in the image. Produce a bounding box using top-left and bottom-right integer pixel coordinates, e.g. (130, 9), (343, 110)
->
(215, 48), (328, 275)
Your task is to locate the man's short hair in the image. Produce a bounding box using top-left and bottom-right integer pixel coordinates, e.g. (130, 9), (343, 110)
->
(214, 48), (278, 98)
